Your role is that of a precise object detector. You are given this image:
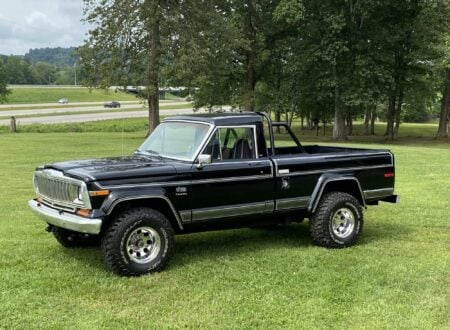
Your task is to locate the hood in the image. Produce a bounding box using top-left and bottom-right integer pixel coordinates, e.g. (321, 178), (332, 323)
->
(45, 155), (179, 183)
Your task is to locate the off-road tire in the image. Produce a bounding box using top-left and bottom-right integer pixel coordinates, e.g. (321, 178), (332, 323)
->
(52, 227), (100, 248)
(101, 207), (175, 276)
(310, 192), (363, 248)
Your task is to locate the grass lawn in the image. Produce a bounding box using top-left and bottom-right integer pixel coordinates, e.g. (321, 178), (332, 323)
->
(4, 87), (139, 104)
(0, 123), (449, 328)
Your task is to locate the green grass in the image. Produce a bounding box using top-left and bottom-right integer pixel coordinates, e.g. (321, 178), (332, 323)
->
(0, 126), (449, 328)
(1, 117), (447, 145)
(4, 87), (139, 104)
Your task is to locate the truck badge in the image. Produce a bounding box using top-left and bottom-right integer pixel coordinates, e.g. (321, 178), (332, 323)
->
(176, 186), (188, 196)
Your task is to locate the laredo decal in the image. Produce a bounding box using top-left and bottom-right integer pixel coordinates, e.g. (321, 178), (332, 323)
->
(175, 186), (188, 196)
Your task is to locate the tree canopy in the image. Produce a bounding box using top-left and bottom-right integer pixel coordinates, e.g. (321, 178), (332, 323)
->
(0, 60), (10, 103)
(80, 0), (450, 139)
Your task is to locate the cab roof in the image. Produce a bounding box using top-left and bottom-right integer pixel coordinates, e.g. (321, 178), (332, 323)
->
(165, 112), (263, 126)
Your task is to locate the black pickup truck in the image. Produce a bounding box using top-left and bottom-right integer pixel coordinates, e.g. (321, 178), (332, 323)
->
(29, 112), (398, 276)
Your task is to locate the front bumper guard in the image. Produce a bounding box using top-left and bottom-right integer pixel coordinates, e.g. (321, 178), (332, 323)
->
(28, 199), (102, 234)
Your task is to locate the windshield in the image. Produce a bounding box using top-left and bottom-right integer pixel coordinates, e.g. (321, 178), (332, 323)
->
(138, 121), (211, 161)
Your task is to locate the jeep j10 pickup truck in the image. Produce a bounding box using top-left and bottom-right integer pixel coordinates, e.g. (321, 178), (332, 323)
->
(29, 112), (399, 276)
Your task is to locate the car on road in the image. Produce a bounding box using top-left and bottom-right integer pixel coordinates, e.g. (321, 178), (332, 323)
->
(57, 98), (68, 104)
(29, 112), (399, 276)
(104, 101), (121, 108)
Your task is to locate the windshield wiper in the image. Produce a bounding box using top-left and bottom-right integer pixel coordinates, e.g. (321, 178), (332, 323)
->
(136, 149), (163, 159)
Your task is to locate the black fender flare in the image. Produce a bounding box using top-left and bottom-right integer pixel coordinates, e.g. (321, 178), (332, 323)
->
(308, 173), (365, 213)
(101, 188), (183, 230)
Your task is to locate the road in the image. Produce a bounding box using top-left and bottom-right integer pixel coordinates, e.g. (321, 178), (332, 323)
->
(0, 101), (189, 117)
(0, 108), (198, 126)
(0, 101), (141, 109)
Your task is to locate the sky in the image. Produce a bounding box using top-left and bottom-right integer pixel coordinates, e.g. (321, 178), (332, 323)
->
(0, 0), (90, 55)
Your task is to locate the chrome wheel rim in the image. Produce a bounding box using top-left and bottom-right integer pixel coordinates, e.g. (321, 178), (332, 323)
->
(126, 226), (161, 264)
(331, 207), (355, 239)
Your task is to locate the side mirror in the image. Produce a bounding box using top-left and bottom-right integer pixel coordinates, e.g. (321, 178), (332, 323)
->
(196, 154), (211, 169)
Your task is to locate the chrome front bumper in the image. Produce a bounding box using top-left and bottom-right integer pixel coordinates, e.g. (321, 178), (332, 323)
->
(28, 199), (102, 234)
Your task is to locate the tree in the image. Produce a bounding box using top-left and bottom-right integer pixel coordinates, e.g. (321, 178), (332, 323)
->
(0, 60), (10, 103)
(436, 66), (450, 138)
(174, 0), (301, 112)
(436, 38), (450, 138)
(80, 0), (178, 134)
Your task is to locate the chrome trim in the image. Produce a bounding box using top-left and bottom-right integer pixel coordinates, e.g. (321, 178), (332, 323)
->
(276, 164), (393, 177)
(272, 152), (393, 162)
(41, 197), (77, 213)
(309, 176), (365, 213)
(278, 169), (290, 174)
(364, 188), (394, 200)
(179, 210), (192, 223)
(33, 169), (91, 209)
(97, 174), (273, 190)
(273, 159), (279, 177)
(192, 201), (272, 222)
(265, 200), (275, 212)
(194, 159), (270, 166)
(28, 199), (101, 234)
(331, 207), (355, 238)
(126, 226), (161, 264)
(276, 197), (310, 211)
(106, 195), (184, 230)
(198, 124), (259, 161)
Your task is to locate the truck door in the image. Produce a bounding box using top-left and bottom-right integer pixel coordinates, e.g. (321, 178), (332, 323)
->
(270, 123), (315, 212)
(189, 125), (274, 222)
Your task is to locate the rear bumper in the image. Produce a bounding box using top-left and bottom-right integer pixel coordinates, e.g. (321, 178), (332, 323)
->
(28, 199), (102, 234)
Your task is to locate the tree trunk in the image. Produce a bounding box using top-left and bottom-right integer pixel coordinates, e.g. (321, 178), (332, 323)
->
(275, 111), (281, 133)
(346, 110), (353, 136)
(332, 64), (347, 141)
(146, 0), (161, 135)
(288, 110), (294, 127)
(363, 106), (370, 135)
(437, 68), (450, 138)
(385, 96), (396, 140)
(246, 54), (256, 111)
(394, 88), (403, 137)
(244, 0), (257, 112)
(370, 107), (376, 135)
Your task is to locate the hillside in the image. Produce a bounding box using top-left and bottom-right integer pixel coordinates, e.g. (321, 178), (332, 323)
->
(24, 47), (79, 66)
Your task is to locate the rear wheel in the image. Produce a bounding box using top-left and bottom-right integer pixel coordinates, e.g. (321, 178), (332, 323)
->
(310, 192), (363, 248)
(101, 207), (175, 276)
(52, 227), (100, 248)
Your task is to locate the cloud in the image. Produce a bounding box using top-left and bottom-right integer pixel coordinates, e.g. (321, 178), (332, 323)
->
(0, 0), (91, 55)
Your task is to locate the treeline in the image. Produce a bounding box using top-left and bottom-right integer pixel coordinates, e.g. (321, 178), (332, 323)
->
(25, 47), (78, 66)
(0, 47), (84, 85)
(81, 0), (450, 139)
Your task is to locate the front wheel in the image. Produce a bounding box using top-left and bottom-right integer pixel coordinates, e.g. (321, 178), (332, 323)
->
(310, 192), (363, 248)
(101, 207), (175, 276)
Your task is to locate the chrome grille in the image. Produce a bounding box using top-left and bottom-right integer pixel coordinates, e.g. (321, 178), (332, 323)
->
(34, 170), (81, 205)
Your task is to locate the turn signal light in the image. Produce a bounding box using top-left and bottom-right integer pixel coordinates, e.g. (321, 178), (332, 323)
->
(76, 208), (91, 217)
(89, 190), (110, 197)
(384, 172), (395, 178)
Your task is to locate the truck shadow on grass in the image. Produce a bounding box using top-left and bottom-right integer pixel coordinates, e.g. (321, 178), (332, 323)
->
(58, 221), (412, 274)
(171, 221), (412, 269)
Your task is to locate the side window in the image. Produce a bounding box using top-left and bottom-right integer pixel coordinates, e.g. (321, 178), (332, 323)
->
(202, 131), (222, 161)
(202, 127), (257, 161)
